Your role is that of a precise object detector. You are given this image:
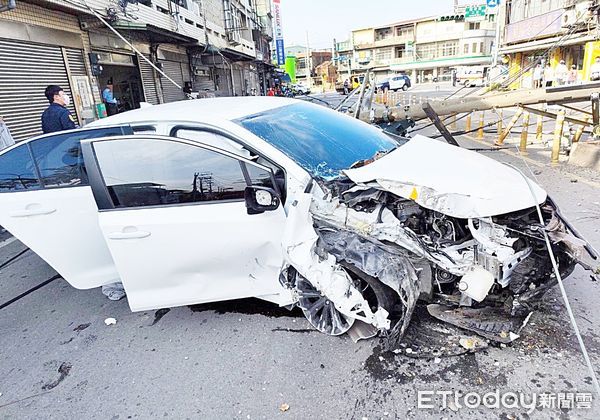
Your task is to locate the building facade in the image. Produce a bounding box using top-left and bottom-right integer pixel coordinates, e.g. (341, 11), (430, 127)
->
(335, 3), (497, 83)
(498, 0), (600, 88)
(0, 0), (276, 141)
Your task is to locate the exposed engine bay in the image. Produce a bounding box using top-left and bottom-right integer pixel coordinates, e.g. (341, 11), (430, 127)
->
(281, 175), (596, 348)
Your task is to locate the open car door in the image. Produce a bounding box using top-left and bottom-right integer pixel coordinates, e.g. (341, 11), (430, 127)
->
(81, 134), (291, 311)
(0, 126), (132, 289)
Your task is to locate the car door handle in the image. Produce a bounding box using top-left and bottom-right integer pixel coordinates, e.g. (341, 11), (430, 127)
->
(107, 231), (151, 240)
(9, 207), (57, 217)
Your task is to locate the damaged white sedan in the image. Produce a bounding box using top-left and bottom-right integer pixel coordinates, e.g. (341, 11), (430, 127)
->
(0, 98), (596, 345)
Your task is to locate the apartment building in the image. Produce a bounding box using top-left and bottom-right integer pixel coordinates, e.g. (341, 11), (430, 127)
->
(335, 3), (497, 83)
(0, 0), (276, 141)
(498, 0), (600, 88)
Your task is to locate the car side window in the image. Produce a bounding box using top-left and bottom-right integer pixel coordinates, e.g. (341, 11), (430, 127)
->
(175, 129), (253, 159)
(93, 138), (248, 209)
(0, 144), (41, 192)
(246, 162), (274, 189)
(29, 126), (133, 188)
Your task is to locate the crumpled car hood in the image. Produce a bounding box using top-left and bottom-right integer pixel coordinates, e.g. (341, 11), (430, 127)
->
(343, 134), (547, 219)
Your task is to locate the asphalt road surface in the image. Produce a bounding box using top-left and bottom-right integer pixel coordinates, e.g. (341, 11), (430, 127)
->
(1, 88), (600, 419)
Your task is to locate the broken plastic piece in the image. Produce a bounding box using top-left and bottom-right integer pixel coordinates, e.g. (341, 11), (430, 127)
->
(104, 317), (117, 326)
(458, 265), (495, 302)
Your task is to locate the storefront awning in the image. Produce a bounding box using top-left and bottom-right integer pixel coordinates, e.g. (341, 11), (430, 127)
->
(500, 33), (595, 55)
(112, 21), (198, 45)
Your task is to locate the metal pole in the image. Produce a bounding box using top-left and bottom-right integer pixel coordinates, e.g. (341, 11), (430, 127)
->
(305, 31), (312, 90)
(451, 114), (457, 130)
(551, 109), (566, 165)
(496, 106), (524, 145)
(354, 69), (370, 119)
(465, 113), (472, 133)
(519, 111), (530, 154)
(477, 111), (485, 139)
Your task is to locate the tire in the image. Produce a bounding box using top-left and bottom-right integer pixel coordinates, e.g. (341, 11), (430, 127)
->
(402, 85), (408, 91)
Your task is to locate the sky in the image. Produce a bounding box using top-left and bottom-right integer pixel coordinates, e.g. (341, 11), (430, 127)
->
(279, 0), (472, 49)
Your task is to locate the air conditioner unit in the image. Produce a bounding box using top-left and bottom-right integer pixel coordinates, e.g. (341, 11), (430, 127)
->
(228, 30), (242, 45)
(562, 9), (577, 27)
(575, 1), (593, 22)
(193, 67), (209, 77)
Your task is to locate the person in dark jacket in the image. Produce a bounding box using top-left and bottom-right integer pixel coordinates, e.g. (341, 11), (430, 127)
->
(41, 85), (78, 134)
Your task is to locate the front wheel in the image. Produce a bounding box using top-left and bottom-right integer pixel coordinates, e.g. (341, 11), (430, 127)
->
(402, 85), (408, 91)
(296, 275), (354, 336)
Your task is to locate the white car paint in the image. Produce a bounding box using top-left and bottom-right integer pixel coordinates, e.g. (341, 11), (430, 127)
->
(344, 135), (547, 219)
(0, 185), (120, 289)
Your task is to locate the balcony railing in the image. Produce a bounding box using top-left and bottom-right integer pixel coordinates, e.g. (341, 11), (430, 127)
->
(373, 36), (414, 47)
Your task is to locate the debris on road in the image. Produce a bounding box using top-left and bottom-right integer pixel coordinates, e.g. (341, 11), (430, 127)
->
(279, 403), (290, 412)
(101, 282), (126, 301)
(104, 318), (117, 326)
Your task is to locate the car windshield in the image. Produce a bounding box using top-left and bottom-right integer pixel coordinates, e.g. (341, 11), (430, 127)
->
(236, 102), (399, 179)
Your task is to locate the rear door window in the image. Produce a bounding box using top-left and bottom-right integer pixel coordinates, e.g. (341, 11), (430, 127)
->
(0, 144), (40, 192)
(29, 126), (133, 188)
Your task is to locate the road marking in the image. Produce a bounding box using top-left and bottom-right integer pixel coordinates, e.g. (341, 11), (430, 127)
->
(0, 236), (17, 250)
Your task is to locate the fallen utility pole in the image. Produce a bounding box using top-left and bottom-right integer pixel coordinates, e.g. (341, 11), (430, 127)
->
(381, 82), (600, 121)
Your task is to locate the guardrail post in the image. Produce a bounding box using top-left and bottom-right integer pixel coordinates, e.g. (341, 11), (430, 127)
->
(496, 107), (524, 145)
(551, 109), (566, 165)
(477, 111), (485, 139)
(519, 111), (530, 154)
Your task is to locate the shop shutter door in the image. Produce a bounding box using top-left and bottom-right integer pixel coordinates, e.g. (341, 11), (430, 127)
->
(159, 60), (185, 103)
(65, 48), (87, 77)
(138, 55), (160, 105)
(0, 39), (76, 141)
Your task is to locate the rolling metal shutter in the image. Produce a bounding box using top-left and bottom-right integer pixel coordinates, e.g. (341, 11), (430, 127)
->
(0, 39), (76, 141)
(159, 59), (185, 102)
(138, 55), (160, 105)
(65, 48), (87, 77)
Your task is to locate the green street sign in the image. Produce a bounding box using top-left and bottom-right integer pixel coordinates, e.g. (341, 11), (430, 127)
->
(465, 4), (487, 19)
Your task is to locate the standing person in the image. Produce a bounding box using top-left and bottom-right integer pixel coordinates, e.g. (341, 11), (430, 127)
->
(555, 60), (568, 85)
(41, 85), (78, 134)
(567, 65), (578, 85)
(102, 80), (118, 116)
(590, 57), (600, 81)
(451, 69), (457, 87)
(532, 63), (543, 88)
(543, 63), (554, 88)
(343, 79), (349, 95)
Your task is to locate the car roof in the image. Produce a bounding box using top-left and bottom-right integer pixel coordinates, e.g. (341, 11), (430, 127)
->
(89, 96), (299, 127)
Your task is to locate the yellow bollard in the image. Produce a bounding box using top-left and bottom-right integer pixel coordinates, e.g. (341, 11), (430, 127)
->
(465, 113), (472, 133)
(496, 107), (524, 145)
(573, 117), (589, 143)
(519, 111), (530, 154)
(536, 114), (543, 142)
(551, 110), (566, 165)
(451, 114), (457, 131)
(477, 111), (485, 139)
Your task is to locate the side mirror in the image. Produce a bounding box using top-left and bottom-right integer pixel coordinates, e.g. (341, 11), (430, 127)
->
(244, 186), (280, 215)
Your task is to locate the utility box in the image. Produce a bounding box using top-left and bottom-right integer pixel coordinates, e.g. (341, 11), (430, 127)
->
(96, 103), (107, 119)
